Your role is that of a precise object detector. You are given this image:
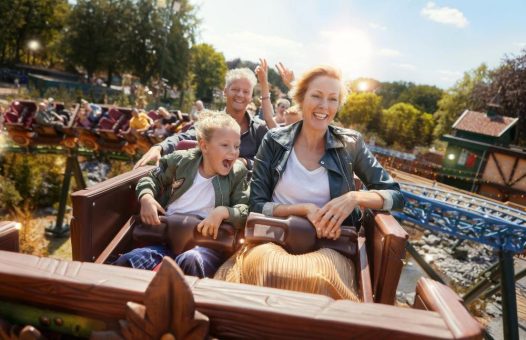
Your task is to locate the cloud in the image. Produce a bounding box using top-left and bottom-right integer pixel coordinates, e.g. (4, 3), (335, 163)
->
(202, 31), (303, 65)
(369, 22), (387, 31)
(395, 63), (416, 70)
(515, 42), (526, 48)
(421, 2), (468, 28)
(378, 48), (402, 57)
(438, 69), (462, 82)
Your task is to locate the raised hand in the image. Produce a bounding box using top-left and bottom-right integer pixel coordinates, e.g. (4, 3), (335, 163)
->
(255, 58), (269, 89)
(276, 62), (295, 89)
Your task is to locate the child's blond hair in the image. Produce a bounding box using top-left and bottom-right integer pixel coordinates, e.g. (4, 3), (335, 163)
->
(195, 110), (240, 142)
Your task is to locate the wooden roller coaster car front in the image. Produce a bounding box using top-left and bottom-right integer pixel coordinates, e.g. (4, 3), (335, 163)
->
(0, 167), (483, 338)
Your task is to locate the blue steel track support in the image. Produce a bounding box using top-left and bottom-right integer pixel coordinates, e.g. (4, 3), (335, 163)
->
(394, 182), (526, 340)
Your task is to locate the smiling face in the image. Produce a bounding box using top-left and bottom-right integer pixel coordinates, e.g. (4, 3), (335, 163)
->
(300, 75), (341, 132)
(224, 78), (253, 116)
(199, 127), (241, 177)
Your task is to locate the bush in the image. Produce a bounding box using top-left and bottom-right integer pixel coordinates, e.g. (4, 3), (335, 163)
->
(2, 153), (64, 209)
(0, 175), (22, 211)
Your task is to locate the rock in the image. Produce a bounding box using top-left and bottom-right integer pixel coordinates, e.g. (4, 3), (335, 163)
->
(453, 247), (469, 261)
(424, 234), (441, 246)
(485, 302), (502, 317)
(421, 245), (431, 253)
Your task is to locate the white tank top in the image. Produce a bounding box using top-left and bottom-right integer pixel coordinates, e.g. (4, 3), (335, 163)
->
(272, 148), (330, 207)
(166, 171), (215, 218)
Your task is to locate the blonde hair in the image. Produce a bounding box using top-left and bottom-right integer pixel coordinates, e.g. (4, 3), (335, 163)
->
(289, 65), (347, 108)
(195, 110), (241, 142)
(225, 68), (257, 89)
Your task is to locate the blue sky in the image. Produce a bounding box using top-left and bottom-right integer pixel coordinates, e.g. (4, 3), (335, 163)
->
(192, 0), (526, 88)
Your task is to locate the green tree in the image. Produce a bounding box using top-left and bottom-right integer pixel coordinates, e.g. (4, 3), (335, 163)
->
(63, 0), (111, 79)
(433, 64), (490, 139)
(398, 84), (444, 114)
(381, 102), (434, 149)
(0, 0), (69, 64)
(470, 49), (526, 145)
(164, 0), (200, 106)
(376, 81), (412, 109)
(226, 58), (288, 95)
(124, 0), (164, 84)
(190, 43), (227, 103)
(339, 92), (381, 130)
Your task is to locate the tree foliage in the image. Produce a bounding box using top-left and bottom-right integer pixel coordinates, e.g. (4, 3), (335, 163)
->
(0, 0), (69, 64)
(62, 0), (132, 79)
(382, 102), (434, 149)
(398, 84), (443, 113)
(470, 49), (526, 145)
(433, 64), (490, 139)
(376, 81), (412, 109)
(339, 92), (381, 130)
(376, 81), (443, 113)
(190, 43), (227, 103)
(227, 58), (288, 94)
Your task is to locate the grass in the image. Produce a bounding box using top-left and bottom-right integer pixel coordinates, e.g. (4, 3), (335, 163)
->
(3, 203), (72, 259)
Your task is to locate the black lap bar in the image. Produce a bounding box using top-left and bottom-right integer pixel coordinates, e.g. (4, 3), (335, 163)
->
(244, 213), (357, 257)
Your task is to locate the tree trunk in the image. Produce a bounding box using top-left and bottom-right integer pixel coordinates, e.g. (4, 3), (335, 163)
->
(106, 66), (113, 88)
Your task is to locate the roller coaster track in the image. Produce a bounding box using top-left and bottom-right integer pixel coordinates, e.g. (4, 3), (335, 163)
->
(393, 182), (526, 253)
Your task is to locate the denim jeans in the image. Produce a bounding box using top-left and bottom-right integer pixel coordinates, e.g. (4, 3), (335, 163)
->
(113, 245), (225, 278)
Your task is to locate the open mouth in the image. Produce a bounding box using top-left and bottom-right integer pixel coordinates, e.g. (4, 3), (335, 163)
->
(222, 159), (234, 170)
(313, 112), (328, 120)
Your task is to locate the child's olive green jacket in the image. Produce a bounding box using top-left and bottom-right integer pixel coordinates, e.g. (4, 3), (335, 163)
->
(136, 148), (249, 229)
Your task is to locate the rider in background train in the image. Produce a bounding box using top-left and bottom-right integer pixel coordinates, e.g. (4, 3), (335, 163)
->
(35, 101), (65, 132)
(113, 112), (249, 278)
(81, 99), (104, 126)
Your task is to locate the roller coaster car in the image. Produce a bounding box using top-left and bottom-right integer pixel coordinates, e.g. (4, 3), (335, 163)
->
(3, 100), (36, 146)
(32, 103), (79, 148)
(22, 166), (473, 338)
(95, 107), (129, 150)
(70, 165), (402, 303)
(0, 171), (482, 339)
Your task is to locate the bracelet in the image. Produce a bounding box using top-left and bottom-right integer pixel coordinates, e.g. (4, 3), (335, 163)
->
(260, 95), (270, 100)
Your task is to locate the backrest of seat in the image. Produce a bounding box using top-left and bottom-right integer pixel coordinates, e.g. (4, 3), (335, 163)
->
(108, 108), (122, 121)
(71, 166), (153, 261)
(176, 139), (198, 150)
(97, 117), (115, 130)
(4, 103), (19, 123)
(148, 110), (160, 120)
(364, 210), (408, 304)
(16, 100), (37, 127)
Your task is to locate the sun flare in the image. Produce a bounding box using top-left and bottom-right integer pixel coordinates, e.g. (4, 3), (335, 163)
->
(319, 28), (373, 79)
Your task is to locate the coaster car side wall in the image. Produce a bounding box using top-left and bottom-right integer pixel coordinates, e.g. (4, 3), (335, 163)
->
(0, 250), (482, 339)
(71, 165), (406, 305)
(0, 221), (19, 253)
